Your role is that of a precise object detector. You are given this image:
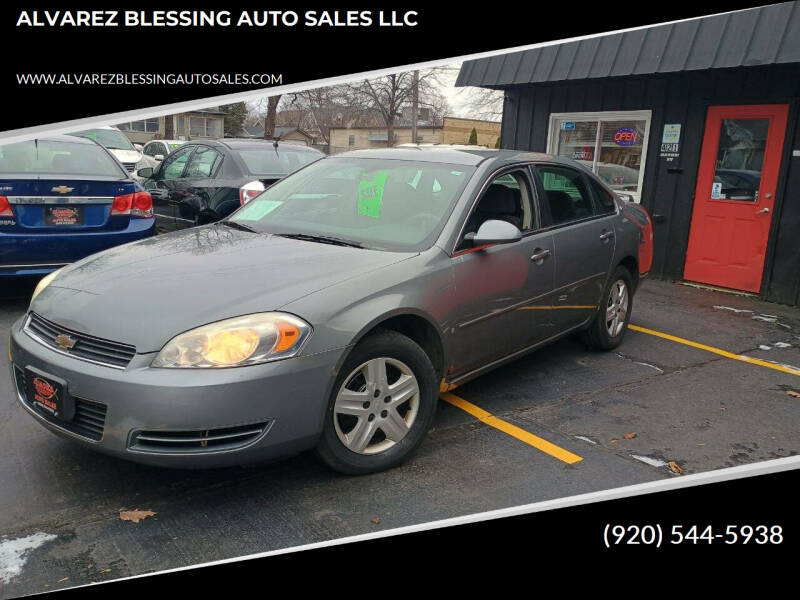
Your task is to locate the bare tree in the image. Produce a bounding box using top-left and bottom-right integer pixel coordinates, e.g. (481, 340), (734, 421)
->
(456, 86), (504, 121)
(263, 95), (282, 139)
(344, 68), (451, 146)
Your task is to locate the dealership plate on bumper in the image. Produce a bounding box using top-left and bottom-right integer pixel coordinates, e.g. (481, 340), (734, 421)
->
(24, 366), (75, 422)
(44, 205), (84, 225)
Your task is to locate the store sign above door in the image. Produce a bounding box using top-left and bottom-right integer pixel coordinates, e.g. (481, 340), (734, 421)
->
(614, 127), (638, 146)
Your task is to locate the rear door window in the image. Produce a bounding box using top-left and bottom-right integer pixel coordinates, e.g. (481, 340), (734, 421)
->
(184, 146), (222, 178)
(535, 165), (595, 226)
(589, 179), (618, 214)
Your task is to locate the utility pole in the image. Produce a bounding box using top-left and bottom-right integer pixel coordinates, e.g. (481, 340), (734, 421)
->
(411, 70), (419, 144)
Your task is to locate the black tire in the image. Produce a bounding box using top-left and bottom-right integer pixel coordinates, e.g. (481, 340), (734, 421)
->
(316, 329), (438, 475)
(583, 266), (634, 351)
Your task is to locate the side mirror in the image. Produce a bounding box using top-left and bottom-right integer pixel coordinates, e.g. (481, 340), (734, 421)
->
(465, 219), (522, 246)
(136, 167), (154, 179)
(154, 154), (165, 162)
(133, 144), (144, 152)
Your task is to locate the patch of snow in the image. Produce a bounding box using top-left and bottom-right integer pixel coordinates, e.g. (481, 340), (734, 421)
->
(630, 454), (668, 468)
(713, 305), (753, 313)
(0, 532), (57, 584)
(752, 315), (778, 323)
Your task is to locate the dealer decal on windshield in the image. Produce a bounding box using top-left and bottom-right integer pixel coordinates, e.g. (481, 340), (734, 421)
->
(358, 171), (387, 218)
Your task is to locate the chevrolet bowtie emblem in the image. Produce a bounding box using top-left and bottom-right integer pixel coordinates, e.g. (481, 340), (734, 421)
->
(54, 334), (77, 350)
(51, 186), (74, 194)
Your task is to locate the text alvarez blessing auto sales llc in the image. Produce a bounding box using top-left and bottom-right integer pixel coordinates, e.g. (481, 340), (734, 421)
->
(16, 10), (419, 28)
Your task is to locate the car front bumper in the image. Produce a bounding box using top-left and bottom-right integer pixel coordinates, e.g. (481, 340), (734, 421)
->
(9, 315), (345, 468)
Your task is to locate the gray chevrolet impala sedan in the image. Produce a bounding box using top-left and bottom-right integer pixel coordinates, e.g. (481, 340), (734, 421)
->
(9, 146), (653, 474)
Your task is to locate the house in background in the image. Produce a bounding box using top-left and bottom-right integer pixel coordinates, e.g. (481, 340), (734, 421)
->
(118, 109), (227, 143)
(442, 116), (501, 147)
(329, 125), (444, 154)
(240, 123), (316, 145)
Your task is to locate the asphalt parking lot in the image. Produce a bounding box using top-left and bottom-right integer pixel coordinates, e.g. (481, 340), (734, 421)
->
(1, 276), (799, 595)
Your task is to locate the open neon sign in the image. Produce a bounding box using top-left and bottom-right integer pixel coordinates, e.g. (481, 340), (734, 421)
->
(614, 127), (638, 146)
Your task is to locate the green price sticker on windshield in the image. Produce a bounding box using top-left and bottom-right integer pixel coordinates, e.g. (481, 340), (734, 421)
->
(358, 172), (387, 218)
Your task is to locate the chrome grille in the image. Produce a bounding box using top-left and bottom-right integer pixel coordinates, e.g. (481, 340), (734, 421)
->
(25, 312), (136, 369)
(14, 364), (107, 441)
(129, 422), (270, 454)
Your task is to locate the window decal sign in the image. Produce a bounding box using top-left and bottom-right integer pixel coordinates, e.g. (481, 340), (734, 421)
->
(236, 200), (283, 220)
(358, 171), (387, 218)
(660, 123), (681, 161)
(614, 127), (638, 146)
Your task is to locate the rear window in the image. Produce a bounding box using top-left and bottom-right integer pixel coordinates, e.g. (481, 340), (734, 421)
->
(71, 128), (135, 151)
(237, 147), (320, 176)
(0, 140), (125, 177)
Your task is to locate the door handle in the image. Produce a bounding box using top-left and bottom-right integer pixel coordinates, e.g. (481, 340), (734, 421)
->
(599, 230), (614, 241)
(530, 248), (551, 262)
(757, 207), (770, 214)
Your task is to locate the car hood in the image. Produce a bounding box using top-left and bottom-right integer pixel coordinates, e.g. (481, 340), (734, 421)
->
(31, 226), (416, 352)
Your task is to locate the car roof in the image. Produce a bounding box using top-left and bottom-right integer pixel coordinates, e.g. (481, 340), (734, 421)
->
(330, 145), (573, 168)
(148, 139), (184, 144)
(206, 138), (323, 153)
(31, 134), (99, 145)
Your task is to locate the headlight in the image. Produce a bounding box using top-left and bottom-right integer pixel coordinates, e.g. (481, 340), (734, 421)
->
(151, 313), (311, 368)
(30, 268), (63, 304)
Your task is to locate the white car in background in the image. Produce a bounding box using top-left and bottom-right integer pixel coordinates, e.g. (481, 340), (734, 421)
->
(70, 126), (145, 179)
(140, 139), (186, 169)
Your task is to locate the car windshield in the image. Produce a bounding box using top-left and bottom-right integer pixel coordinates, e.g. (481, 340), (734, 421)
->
(237, 147), (321, 176)
(72, 128), (135, 151)
(0, 140), (126, 177)
(230, 157), (475, 251)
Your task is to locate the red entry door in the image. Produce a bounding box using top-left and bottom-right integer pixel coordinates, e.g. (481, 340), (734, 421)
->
(684, 104), (788, 292)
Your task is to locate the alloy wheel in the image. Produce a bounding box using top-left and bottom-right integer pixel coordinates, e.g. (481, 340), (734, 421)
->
(605, 279), (628, 337)
(333, 357), (420, 455)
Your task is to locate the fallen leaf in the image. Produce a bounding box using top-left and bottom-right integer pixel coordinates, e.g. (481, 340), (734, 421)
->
(610, 438), (619, 444)
(371, 517), (381, 524)
(623, 432), (637, 440)
(58, 577), (69, 583)
(100, 568), (111, 574)
(119, 509), (157, 523)
(787, 390), (800, 398)
(668, 461), (683, 475)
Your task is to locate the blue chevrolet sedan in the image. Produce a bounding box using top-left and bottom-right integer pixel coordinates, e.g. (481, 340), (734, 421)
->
(0, 135), (155, 277)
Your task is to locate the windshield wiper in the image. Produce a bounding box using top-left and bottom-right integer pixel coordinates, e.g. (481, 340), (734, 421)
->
(275, 233), (364, 248)
(220, 220), (259, 233)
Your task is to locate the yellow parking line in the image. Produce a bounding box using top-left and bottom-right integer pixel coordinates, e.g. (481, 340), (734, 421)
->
(629, 324), (800, 377)
(440, 392), (583, 464)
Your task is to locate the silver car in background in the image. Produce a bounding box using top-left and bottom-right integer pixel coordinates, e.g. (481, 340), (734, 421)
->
(9, 146), (653, 474)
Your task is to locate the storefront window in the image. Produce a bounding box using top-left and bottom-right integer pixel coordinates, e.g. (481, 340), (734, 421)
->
(548, 111), (651, 202)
